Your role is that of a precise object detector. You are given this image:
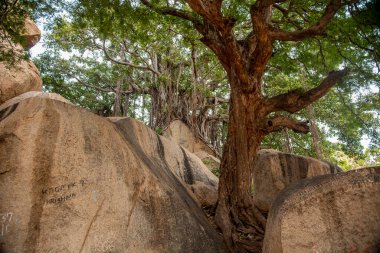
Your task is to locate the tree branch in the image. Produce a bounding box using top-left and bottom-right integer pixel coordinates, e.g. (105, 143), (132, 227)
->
(140, 0), (202, 26)
(184, 0), (224, 25)
(207, 96), (229, 104)
(140, 0), (246, 84)
(273, 3), (288, 15)
(63, 69), (152, 96)
(265, 68), (349, 114)
(102, 40), (160, 75)
(71, 76), (114, 93)
(206, 114), (229, 122)
(269, 0), (345, 41)
(255, 0), (287, 8)
(141, 0), (249, 89)
(247, 1), (275, 82)
(263, 116), (309, 134)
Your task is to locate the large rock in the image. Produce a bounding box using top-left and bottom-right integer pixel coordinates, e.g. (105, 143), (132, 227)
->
(163, 120), (220, 171)
(253, 149), (341, 212)
(0, 61), (42, 104)
(0, 18), (40, 51)
(0, 91), (71, 112)
(163, 120), (218, 157)
(194, 150), (221, 173)
(0, 96), (226, 252)
(190, 181), (218, 208)
(110, 117), (219, 207)
(263, 167), (380, 253)
(22, 18), (41, 49)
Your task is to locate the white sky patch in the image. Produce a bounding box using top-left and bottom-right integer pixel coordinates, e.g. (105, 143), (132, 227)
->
(30, 40), (45, 57)
(29, 18), (48, 57)
(360, 135), (370, 148)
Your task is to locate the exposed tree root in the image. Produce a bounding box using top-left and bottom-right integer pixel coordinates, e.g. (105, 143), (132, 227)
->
(215, 196), (267, 253)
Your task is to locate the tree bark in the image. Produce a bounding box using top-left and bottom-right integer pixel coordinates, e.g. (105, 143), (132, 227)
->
(307, 104), (323, 159)
(141, 94), (146, 122)
(281, 128), (293, 153)
(123, 93), (129, 117)
(215, 71), (267, 253)
(113, 77), (122, 117)
(191, 43), (198, 131)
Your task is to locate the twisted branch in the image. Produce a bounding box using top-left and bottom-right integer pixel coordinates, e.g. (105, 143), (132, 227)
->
(263, 116), (310, 134)
(269, 0), (345, 41)
(264, 68), (349, 114)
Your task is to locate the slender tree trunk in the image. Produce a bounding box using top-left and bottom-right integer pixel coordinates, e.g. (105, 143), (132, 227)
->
(113, 77), (122, 116)
(130, 96), (136, 118)
(151, 53), (159, 128)
(191, 43), (198, 131)
(123, 93), (129, 117)
(149, 94), (155, 128)
(307, 104), (323, 159)
(281, 128), (293, 153)
(141, 95), (145, 122)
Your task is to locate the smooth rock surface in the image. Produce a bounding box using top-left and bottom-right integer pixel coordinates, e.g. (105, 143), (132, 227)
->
(0, 61), (42, 104)
(195, 151), (221, 172)
(0, 91), (71, 112)
(109, 117), (219, 207)
(0, 96), (226, 253)
(253, 149), (341, 212)
(163, 119), (218, 158)
(22, 18), (41, 49)
(263, 167), (380, 253)
(190, 181), (218, 207)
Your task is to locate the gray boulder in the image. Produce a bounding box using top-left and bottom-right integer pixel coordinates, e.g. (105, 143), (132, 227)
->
(263, 167), (380, 253)
(253, 149), (341, 212)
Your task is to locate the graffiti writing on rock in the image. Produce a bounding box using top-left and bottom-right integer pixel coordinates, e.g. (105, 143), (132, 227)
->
(45, 193), (77, 204)
(42, 179), (87, 205)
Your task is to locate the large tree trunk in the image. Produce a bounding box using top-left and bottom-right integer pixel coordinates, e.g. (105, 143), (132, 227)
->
(215, 72), (267, 253)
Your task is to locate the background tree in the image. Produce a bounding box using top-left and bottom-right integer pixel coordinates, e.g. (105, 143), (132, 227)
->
(34, 4), (230, 152)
